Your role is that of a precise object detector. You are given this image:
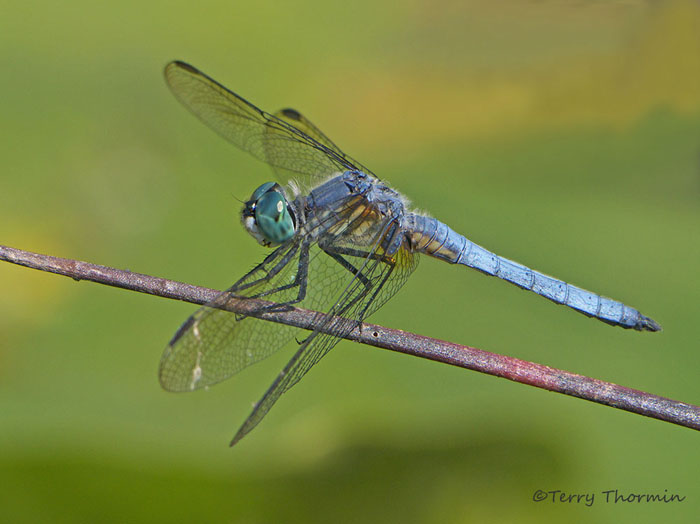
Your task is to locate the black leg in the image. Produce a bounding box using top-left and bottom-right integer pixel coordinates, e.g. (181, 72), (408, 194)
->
(232, 242), (300, 293)
(323, 250), (373, 288)
(318, 218), (399, 323)
(357, 260), (395, 320)
(253, 239), (311, 309)
(221, 240), (311, 320)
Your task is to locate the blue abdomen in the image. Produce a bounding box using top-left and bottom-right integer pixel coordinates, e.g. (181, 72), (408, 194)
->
(405, 213), (660, 331)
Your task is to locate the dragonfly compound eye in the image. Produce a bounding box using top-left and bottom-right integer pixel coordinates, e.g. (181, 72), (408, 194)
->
(254, 189), (295, 245)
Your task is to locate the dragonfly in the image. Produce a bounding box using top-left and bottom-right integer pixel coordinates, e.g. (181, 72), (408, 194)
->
(160, 61), (660, 446)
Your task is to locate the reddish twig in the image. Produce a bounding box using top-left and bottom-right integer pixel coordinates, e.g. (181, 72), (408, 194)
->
(1, 243), (698, 431)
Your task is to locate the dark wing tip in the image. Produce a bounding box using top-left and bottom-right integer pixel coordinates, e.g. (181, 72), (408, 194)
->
(280, 108), (302, 120)
(229, 423), (250, 447)
(165, 60), (197, 73)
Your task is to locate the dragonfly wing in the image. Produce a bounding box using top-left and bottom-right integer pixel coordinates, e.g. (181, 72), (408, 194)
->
(164, 61), (367, 185)
(159, 240), (306, 392)
(271, 108), (376, 178)
(230, 219), (419, 445)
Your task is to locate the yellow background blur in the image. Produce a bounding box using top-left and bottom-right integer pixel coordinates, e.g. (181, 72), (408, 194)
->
(1, 1), (699, 522)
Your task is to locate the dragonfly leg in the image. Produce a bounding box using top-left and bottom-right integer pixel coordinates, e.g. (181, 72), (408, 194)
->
(236, 239), (312, 316)
(293, 248), (376, 346)
(319, 220), (401, 328)
(232, 242), (301, 293)
(323, 250), (373, 289)
(324, 246), (398, 322)
(253, 239), (311, 310)
(350, 221), (404, 321)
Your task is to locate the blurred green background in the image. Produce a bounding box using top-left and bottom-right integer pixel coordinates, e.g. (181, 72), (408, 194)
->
(1, 1), (699, 522)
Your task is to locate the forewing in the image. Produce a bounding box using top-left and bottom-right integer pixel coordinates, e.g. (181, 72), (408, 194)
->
(159, 241), (305, 392)
(271, 108), (375, 178)
(164, 61), (368, 185)
(230, 222), (419, 445)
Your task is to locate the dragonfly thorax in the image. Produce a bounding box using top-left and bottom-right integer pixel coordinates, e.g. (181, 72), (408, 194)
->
(242, 182), (296, 247)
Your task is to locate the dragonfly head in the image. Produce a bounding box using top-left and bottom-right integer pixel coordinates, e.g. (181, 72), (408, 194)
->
(242, 182), (296, 247)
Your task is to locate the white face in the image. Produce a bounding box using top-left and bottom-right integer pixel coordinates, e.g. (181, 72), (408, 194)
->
(242, 213), (273, 247)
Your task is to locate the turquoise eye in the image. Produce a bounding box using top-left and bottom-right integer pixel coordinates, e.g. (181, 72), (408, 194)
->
(251, 181), (277, 202)
(254, 187), (295, 244)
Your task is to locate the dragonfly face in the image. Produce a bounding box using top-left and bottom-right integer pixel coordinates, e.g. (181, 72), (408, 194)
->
(242, 182), (296, 247)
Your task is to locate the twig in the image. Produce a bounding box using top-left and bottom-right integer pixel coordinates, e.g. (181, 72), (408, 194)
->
(2, 243), (698, 431)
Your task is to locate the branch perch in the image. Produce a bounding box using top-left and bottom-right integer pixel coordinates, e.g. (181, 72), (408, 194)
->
(2, 244), (698, 431)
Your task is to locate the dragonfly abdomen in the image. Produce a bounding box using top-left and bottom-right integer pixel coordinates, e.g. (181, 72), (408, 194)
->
(405, 214), (660, 331)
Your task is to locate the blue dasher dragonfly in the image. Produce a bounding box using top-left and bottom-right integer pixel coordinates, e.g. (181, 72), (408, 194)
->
(161, 61), (660, 446)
